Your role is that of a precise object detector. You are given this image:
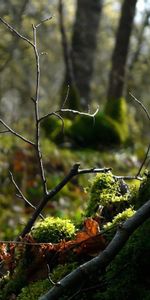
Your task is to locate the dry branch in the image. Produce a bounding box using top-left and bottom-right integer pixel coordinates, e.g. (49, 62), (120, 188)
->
(40, 199), (150, 300)
(18, 164), (111, 239)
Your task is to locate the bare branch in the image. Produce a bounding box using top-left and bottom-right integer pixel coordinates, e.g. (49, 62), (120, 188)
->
(0, 118), (35, 146)
(36, 15), (53, 28)
(136, 143), (150, 177)
(31, 24), (48, 196)
(40, 199), (150, 300)
(129, 93), (150, 176)
(129, 92), (150, 122)
(9, 172), (44, 220)
(60, 106), (99, 117)
(18, 164), (111, 239)
(39, 106), (99, 123)
(61, 85), (70, 108)
(113, 175), (143, 181)
(0, 17), (34, 47)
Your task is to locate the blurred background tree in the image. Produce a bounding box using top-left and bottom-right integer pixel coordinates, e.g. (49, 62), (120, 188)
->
(0, 0), (149, 124)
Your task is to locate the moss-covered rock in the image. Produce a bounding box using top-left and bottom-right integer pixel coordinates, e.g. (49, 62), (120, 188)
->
(31, 217), (76, 243)
(68, 111), (128, 147)
(85, 172), (130, 217)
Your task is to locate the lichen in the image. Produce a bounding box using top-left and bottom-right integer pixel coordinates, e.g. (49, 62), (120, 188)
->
(31, 217), (76, 243)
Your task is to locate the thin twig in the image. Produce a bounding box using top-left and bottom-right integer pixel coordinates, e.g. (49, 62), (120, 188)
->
(32, 24), (48, 195)
(9, 171), (44, 220)
(0, 118), (35, 146)
(129, 92), (150, 121)
(60, 106), (99, 117)
(129, 92), (150, 176)
(61, 85), (70, 108)
(0, 130), (10, 133)
(136, 143), (150, 177)
(39, 106), (99, 123)
(0, 17), (34, 47)
(113, 175), (143, 181)
(36, 16), (53, 28)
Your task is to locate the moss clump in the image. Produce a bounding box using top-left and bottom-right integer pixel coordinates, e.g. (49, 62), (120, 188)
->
(68, 111), (128, 147)
(85, 172), (130, 217)
(31, 217), (76, 243)
(103, 207), (135, 240)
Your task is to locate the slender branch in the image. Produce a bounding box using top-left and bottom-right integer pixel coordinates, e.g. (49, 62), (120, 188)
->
(36, 16), (53, 28)
(61, 85), (70, 108)
(0, 118), (35, 146)
(18, 164), (111, 239)
(9, 172), (44, 220)
(40, 199), (150, 300)
(0, 17), (34, 47)
(0, 130), (10, 133)
(113, 175), (143, 181)
(32, 24), (48, 196)
(129, 93), (150, 176)
(136, 143), (150, 177)
(129, 92), (150, 121)
(39, 107), (99, 123)
(60, 106), (99, 117)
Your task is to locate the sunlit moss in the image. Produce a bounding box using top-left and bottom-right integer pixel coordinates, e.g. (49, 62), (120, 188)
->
(85, 172), (130, 217)
(31, 217), (76, 243)
(103, 207), (135, 240)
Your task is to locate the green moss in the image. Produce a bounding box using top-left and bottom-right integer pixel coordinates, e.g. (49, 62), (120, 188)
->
(103, 207), (135, 240)
(31, 217), (76, 243)
(0, 272), (27, 300)
(17, 279), (51, 300)
(69, 111), (128, 147)
(17, 263), (77, 300)
(85, 172), (130, 217)
(41, 116), (72, 144)
(137, 171), (150, 208)
(95, 219), (150, 300)
(105, 97), (127, 123)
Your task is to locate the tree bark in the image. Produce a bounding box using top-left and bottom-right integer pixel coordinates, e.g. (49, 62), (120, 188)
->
(71, 0), (103, 109)
(106, 0), (137, 107)
(40, 199), (150, 300)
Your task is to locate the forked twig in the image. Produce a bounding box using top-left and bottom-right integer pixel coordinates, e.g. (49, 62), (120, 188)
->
(9, 172), (44, 220)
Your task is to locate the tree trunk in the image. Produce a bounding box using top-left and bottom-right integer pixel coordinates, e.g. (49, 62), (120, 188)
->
(71, 0), (103, 110)
(106, 0), (137, 109)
